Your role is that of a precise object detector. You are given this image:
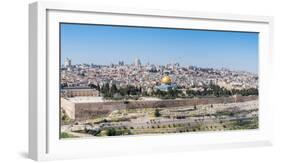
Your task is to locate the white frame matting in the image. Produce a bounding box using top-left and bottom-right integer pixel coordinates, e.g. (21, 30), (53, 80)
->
(29, 1), (274, 161)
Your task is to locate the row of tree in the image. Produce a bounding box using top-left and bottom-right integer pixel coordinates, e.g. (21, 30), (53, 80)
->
(152, 89), (182, 99)
(88, 83), (258, 99)
(185, 85), (258, 97)
(98, 83), (142, 99)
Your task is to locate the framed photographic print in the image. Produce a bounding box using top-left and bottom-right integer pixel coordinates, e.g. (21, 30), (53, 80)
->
(29, 1), (274, 161)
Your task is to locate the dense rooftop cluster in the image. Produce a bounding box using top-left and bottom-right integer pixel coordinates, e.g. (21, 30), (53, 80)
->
(61, 59), (258, 99)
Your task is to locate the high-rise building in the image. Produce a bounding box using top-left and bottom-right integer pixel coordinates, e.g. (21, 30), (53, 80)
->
(64, 58), (71, 68)
(118, 61), (124, 66)
(134, 58), (141, 66)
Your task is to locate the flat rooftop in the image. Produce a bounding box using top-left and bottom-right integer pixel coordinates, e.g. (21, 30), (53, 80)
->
(64, 96), (163, 103)
(65, 96), (105, 103)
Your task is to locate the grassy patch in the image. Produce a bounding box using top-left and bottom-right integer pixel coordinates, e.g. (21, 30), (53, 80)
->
(60, 132), (77, 138)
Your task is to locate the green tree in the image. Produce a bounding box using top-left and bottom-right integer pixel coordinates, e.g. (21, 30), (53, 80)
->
(154, 109), (161, 117)
(110, 84), (118, 94)
(105, 128), (117, 136)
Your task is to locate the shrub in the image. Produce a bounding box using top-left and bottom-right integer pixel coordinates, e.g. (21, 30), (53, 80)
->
(154, 109), (161, 117)
(105, 128), (117, 136)
(60, 132), (76, 138)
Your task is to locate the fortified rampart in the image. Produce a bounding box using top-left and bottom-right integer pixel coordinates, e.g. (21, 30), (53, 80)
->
(61, 95), (258, 120)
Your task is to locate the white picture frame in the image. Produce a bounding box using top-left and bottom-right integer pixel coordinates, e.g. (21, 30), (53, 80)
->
(29, 1), (274, 161)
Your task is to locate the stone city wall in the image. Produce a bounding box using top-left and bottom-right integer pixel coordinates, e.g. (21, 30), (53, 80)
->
(63, 95), (258, 120)
(61, 98), (76, 119)
(61, 96), (258, 120)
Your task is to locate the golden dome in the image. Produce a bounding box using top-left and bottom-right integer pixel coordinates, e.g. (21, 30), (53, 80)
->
(161, 75), (172, 84)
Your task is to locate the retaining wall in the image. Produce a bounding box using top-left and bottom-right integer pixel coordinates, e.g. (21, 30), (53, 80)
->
(62, 95), (258, 120)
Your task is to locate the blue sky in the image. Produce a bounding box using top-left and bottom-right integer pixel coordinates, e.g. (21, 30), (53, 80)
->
(60, 23), (259, 73)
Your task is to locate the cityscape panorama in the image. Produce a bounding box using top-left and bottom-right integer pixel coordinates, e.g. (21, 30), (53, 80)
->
(60, 23), (259, 138)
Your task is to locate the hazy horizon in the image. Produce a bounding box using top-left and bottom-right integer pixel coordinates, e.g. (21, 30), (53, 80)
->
(61, 23), (259, 73)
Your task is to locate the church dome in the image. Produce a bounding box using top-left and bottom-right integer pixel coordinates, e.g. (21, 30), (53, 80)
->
(161, 75), (172, 84)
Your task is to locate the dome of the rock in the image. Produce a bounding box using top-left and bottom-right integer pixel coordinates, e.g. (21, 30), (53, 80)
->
(161, 75), (172, 85)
